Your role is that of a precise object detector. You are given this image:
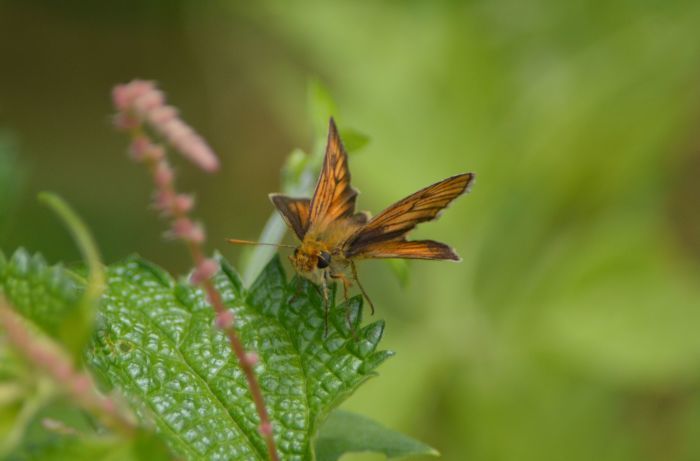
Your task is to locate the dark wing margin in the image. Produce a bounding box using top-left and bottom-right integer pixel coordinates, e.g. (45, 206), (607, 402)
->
(269, 193), (311, 240)
(350, 239), (461, 261)
(307, 118), (358, 231)
(345, 173), (474, 257)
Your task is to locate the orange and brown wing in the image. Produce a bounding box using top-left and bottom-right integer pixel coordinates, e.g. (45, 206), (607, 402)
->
(307, 118), (358, 232)
(350, 239), (460, 261)
(269, 194), (310, 240)
(345, 173), (474, 259)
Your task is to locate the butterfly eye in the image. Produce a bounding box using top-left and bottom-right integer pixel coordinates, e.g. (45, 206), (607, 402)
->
(317, 251), (331, 269)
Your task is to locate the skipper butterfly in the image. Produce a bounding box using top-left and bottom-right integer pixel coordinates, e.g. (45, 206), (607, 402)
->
(230, 118), (474, 328)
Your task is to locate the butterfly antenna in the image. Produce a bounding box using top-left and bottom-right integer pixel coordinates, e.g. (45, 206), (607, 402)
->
(226, 238), (296, 249)
(350, 261), (375, 315)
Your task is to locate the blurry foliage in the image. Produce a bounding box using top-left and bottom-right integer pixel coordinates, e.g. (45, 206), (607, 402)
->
(0, 0), (700, 460)
(315, 410), (438, 461)
(7, 400), (171, 461)
(0, 133), (22, 243)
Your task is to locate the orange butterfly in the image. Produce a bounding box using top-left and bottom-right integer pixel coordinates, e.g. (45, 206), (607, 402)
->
(231, 118), (474, 324)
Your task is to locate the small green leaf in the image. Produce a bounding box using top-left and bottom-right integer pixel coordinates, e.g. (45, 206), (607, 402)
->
(338, 128), (370, 154)
(314, 410), (439, 461)
(387, 259), (410, 288)
(281, 148), (311, 191)
(308, 79), (338, 143)
(0, 248), (83, 339)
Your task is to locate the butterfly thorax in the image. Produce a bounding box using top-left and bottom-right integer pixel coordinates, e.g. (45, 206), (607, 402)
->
(290, 219), (359, 282)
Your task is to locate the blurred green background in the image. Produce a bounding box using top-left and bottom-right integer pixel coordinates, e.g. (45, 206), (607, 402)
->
(2, 1), (700, 460)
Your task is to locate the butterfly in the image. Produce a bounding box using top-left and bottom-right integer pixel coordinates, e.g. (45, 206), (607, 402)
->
(230, 118), (474, 328)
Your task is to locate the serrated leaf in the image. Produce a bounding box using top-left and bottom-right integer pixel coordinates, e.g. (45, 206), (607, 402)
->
(0, 248), (84, 339)
(314, 410), (438, 461)
(87, 254), (391, 460)
(0, 248), (393, 459)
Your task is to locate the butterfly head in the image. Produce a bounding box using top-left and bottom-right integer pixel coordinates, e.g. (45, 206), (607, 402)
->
(290, 241), (332, 280)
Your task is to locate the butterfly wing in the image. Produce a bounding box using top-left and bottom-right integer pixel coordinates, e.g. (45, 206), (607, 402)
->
(269, 194), (310, 240)
(349, 239), (461, 261)
(307, 118), (358, 233)
(344, 173), (474, 260)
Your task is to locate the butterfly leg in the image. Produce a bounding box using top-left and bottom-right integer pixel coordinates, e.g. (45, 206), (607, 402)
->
(330, 272), (356, 337)
(330, 273), (351, 303)
(350, 261), (375, 315)
(321, 271), (330, 337)
(289, 277), (304, 304)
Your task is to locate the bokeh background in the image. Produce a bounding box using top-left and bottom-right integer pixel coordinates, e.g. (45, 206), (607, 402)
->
(2, 1), (700, 460)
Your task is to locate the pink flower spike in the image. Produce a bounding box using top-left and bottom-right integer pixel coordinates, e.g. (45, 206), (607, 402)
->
(52, 361), (72, 382)
(153, 161), (174, 188)
(100, 398), (117, 414)
(113, 112), (140, 131)
(133, 89), (165, 116)
(173, 194), (195, 214)
(156, 119), (219, 173)
(188, 223), (206, 244)
(192, 258), (219, 285)
(112, 84), (131, 111)
(259, 422), (274, 437)
(216, 310), (235, 329)
(129, 136), (151, 161)
(112, 80), (156, 111)
(171, 218), (205, 243)
(171, 217), (194, 239)
(148, 106), (178, 125)
(71, 374), (92, 394)
(186, 139), (220, 173)
(146, 144), (165, 162)
(244, 351), (259, 366)
(153, 190), (176, 214)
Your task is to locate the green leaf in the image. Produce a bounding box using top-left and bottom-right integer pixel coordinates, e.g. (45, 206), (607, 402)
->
(0, 248), (84, 340)
(386, 260), (410, 288)
(0, 249), (392, 459)
(307, 80), (369, 156)
(338, 128), (370, 154)
(308, 79), (338, 144)
(87, 254), (392, 460)
(314, 410), (438, 461)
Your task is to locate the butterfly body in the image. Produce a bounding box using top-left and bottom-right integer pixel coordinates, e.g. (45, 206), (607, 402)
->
(290, 218), (358, 287)
(267, 118), (474, 321)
